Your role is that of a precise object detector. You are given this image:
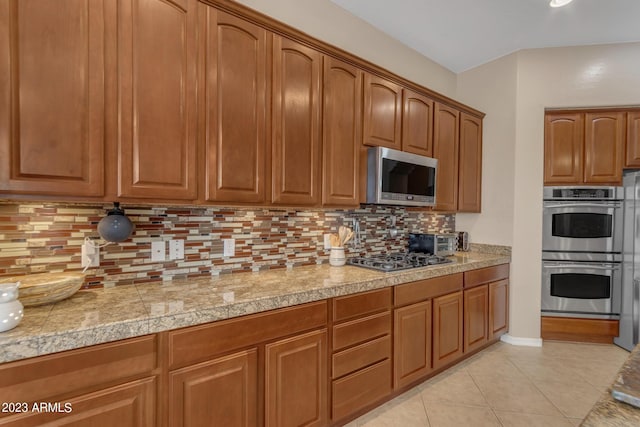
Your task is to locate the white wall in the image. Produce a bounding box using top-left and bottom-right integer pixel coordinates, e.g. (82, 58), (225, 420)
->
(233, 0), (457, 97)
(458, 42), (640, 339)
(456, 54), (518, 246)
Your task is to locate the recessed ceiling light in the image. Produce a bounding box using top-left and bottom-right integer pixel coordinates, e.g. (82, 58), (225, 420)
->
(550, 0), (574, 7)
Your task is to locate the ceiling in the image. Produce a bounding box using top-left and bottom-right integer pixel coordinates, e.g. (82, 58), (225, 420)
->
(330, 0), (640, 73)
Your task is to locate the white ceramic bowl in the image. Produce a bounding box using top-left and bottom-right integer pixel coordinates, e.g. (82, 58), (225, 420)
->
(0, 282), (20, 304)
(0, 283), (23, 332)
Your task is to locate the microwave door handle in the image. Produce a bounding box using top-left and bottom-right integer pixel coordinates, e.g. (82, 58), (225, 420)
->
(545, 264), (621, 271)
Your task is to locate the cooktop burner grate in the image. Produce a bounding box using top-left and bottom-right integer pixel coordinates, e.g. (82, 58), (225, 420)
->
(347, 252), (453, 272)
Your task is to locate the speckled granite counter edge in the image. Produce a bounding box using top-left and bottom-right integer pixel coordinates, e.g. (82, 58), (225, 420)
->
(0, 250), (510, 364)
(581, 344), (640, 426)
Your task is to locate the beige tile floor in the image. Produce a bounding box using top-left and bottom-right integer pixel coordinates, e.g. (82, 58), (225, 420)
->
(346, 341), (630, 427)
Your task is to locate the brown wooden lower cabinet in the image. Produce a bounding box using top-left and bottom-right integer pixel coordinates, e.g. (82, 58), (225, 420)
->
(265, 330), (328, 427)
(541, 317), (619, 344)
(432, 291), (464, 370)
(464, 285), (489, 353)
(0, 377), (156, 427)
(0, 265), (510, 427)
(331, 359), (392, 421)
(489, 279), (509, 339)
(394, 300), (432, 388)
(0, 335), (158, 427)
(165, 301), (328, 427)
(169, 349), (258, 427)
(330, 288), (392, 424)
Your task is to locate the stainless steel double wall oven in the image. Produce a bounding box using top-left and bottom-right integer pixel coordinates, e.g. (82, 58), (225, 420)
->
(542, 186), (624, 319)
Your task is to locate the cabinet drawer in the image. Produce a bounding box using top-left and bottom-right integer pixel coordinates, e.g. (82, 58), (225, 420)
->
(332, 335), (391, 379)
(0, 335), (157, 405)
(169, 301), (327, 369)
(0, 377), (156, 427)
(332, 359), (392, 421)
(332, 311), (391, 351)
(394, 273), (463, 307)
(333, 288), (391, 322)
(464, 264), (509, 288)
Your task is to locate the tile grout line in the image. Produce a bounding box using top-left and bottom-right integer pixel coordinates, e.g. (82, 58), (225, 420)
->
(505, 350), (578, 422)
(463, 365), (506, 426)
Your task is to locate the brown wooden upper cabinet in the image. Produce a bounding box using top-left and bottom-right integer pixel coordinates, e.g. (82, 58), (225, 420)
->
(363, 74), (403, 149)
(0, 0), (106, 197)
(544, 110), (625, 185)
(402, 89), (434, 156)
(0, 0), (485, 209)
(271, 36), (322, 206)
(458, 113), (483, 212)
(201, 6), (268, 204)
(433, 103), (460, 211)
(116, 0), (198, 200)
(626, 111), (640, 168)
(584, 111), (625, 184)
(363, 75), (436, 157)
(322, 57), (362, 207)
(544, 112), (584, 184)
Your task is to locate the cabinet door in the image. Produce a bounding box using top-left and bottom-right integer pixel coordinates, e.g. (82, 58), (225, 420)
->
(458, 113), (482, 212)
(432, 291), (463, 370)
(272, 36), (322, 206)
(117, 0), (198, 200)
(265, 329), (327, 427)
(169, 349), (257, 427)
(584, 111), (625, 184)
(322, 56), (362, 207)
(202, 7), (268, 203)
(394, 300), (432, 389)
(626, 111), (640, 167)
(433, 103), (460, 211)
(463, 285), (489, 353)
(0, 0), (105, 197)
(402, 89), (434, 156)
(362, 74), (402, 149)
(544, 112), (584, 184)
(489, 279), (509, 339)
(0, 377), (155, 427)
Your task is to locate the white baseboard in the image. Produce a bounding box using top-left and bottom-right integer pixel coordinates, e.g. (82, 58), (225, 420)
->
(500, 334), (543, 347)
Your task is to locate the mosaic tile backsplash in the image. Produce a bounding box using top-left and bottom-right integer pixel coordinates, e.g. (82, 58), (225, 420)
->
(0, 203), (454, 288)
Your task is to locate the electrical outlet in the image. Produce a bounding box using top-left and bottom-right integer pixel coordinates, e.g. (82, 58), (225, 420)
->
(169, 239), (184, 260)
(81, 242), (100, 268)
(151, 241), (166, 262)
(323, 234), (331, 250)
(223, 238), (235, 257)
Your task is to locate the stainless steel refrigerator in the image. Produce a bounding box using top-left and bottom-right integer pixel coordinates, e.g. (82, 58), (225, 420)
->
(615, 170), (640, 351)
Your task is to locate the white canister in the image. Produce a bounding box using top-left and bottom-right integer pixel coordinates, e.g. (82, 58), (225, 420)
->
(329, 247), (346, 266)
(0, 282), (24, 332)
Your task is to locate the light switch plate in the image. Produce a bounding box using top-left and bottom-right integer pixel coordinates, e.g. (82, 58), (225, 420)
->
(223, 238), (235, 257)
(151, 241), (166, 262)
(81, 242), (100, 268)
(323, 234), (331, 250)
(169, 239), (184, 260)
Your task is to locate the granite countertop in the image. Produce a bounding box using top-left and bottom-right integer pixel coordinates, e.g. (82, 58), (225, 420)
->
(0, 250), (510, 364)
(582, 345), (640, 426)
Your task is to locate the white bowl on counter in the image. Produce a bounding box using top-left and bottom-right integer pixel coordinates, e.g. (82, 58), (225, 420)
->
(0, 282), (23, 332)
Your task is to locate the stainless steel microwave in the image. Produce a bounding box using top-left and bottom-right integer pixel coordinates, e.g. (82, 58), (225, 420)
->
(366, 147), (437, 207)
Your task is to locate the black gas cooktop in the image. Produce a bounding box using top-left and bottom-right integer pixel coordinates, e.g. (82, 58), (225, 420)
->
(347, 252), (453, 272)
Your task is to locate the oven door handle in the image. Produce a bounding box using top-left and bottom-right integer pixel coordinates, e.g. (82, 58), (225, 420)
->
(543, 203), (620, 209)
(544, 264), (621, 271)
